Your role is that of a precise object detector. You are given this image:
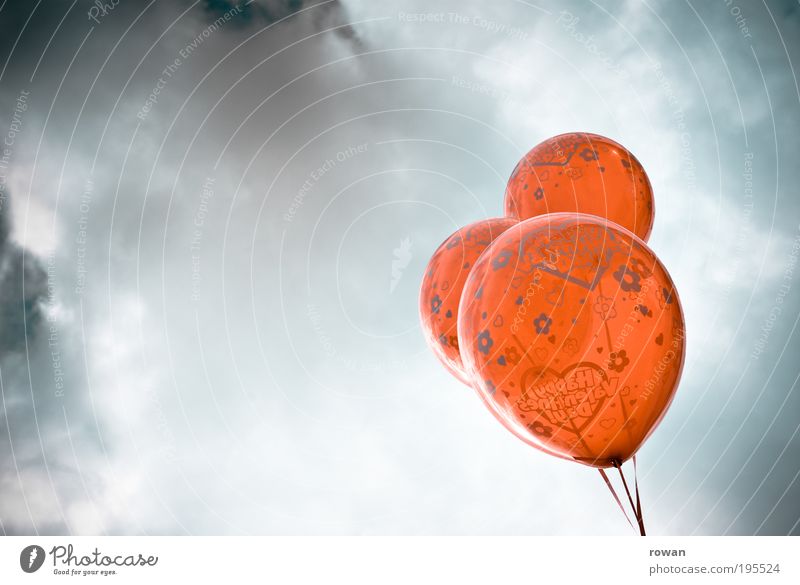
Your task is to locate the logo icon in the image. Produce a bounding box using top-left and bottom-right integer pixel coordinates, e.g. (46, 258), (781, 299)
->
(20, 545), (45, 573)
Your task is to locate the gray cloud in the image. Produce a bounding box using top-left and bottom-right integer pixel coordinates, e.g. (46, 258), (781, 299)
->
(0, 202), (46, 354)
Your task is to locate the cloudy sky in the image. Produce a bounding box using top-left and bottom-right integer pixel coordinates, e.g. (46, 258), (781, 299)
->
(0, 0), (798, 535)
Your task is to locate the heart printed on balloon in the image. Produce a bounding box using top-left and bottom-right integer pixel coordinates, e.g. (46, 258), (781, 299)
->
(517, 362), (616, 434)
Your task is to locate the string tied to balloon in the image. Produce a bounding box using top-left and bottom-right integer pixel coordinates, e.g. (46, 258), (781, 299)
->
(598, 456), (645, 536)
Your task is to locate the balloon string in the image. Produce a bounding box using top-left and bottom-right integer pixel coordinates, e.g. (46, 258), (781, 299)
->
(633, 455), (645, 534)
(614, 460), (646, 536)
(598, 469), (634, 529)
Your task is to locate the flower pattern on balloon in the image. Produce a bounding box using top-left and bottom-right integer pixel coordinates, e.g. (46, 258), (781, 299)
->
(477, 330), (494, 355)
(608, 350), (630, 373)
(613, 264), (642, 292)
(563, 337), (579, 355)
(449, 335), (459, 350)
(533, 313), (552, 334)
(579, 147), (598, 162)
(593, 295), (617, 320)
(492, 249), (512, 270)
(565, 166), (583, 179)
(533, 187), (544, 201)
(528, 420), (553, 438)
(431, 294), (442, 314)
(505, 346), (521, 365)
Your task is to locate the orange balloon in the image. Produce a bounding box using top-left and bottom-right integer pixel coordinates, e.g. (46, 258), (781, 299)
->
(505, 133), (655, 241)
(458, 214), (685, 468)
(420, 218), (517, 385)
